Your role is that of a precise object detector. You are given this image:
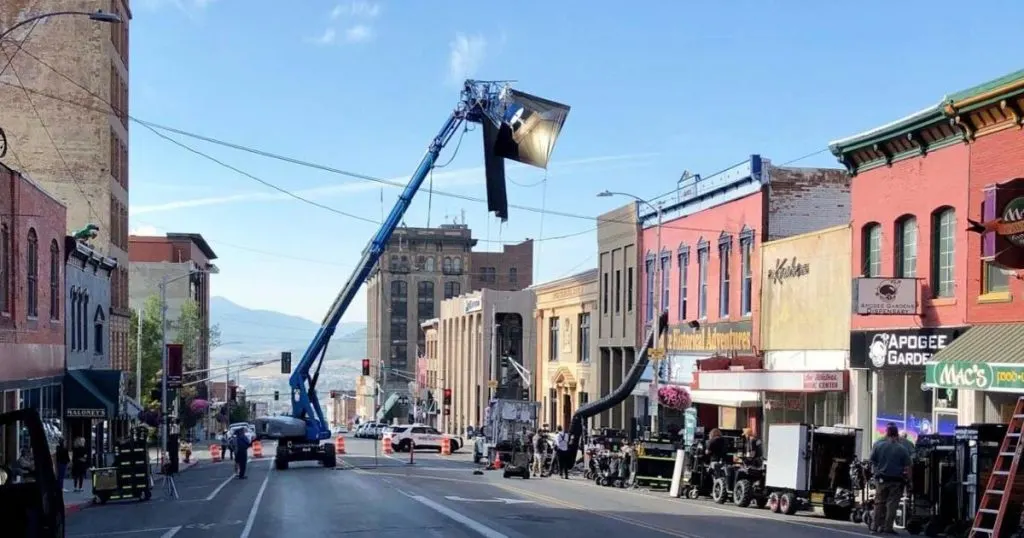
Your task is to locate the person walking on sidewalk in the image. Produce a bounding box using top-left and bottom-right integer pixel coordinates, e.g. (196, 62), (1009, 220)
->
(870, 423), (912, 535)
(71, 437), (89, 493)
(55, 438), (70, 492)
(554, 426), (571, 479)
(233, 427), (251, 479)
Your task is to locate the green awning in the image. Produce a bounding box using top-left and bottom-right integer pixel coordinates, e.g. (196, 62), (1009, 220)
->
(925, 323), (1024, 393)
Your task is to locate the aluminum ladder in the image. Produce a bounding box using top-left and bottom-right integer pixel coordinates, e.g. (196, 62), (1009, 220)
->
(970, 395), (1024, 538)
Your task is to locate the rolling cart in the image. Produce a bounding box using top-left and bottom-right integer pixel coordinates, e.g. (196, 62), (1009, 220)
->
(92, 431), (153, 504)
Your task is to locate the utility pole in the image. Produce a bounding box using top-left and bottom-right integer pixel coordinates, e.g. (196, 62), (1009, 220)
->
(159, 275), (169, 466)
(136, 307), (142, 405)
(650, 202), (664, 436)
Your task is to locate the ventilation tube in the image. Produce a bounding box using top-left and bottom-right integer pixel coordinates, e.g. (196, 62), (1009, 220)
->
(567, 311), (669, 461)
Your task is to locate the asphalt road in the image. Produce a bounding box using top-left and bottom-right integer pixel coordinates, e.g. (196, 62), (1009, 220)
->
(67, 436), (881, 538)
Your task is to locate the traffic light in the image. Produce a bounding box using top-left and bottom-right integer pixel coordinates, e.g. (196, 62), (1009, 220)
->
(281, 351), (292, 374)
(443, 388), (452, 405)
(361, 359), (370, 376)
(273, 390), (279, 401)
(520, 387), (530, 401)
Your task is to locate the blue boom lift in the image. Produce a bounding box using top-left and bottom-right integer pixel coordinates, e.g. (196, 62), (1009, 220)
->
(265, 80), (570, 470)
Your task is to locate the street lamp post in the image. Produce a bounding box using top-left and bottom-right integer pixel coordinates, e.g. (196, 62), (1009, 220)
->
(0, 10), (121, 42)
(598, 190), (664, 435)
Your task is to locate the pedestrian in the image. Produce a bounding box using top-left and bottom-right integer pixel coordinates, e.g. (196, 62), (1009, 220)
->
(233, 427), (251, 479)
(554, 425), (570, 479)
(531, 431), (544, 475)
(55, 438), (70, 492)
(220, 430), (228, 459)
(870, 423), (912, 535)
(71, 437), (89, 492)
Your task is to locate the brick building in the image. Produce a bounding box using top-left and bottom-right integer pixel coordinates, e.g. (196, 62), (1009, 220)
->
(637, 155), (850, 437)
(0, 163), (67, 464)
(0, 2), (133, 378)
(128, 233), (218, 399)
(469, 239), (533, 291)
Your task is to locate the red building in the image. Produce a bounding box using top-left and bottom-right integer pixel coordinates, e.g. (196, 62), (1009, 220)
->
(0, 163), (67, 462)
(638, 155), (849, 435)
(831, 70), (1024, 439)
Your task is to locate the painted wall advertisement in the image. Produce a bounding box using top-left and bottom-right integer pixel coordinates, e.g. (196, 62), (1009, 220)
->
(666, 320), (752, 353)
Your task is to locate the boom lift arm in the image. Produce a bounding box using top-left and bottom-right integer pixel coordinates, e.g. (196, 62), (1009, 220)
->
(285, 80), (570, 445)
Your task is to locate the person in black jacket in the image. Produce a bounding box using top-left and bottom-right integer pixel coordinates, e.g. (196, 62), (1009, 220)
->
(71, 437), (89, 492)
(55, 438), (70, 492)
(705, 429), (727, 463)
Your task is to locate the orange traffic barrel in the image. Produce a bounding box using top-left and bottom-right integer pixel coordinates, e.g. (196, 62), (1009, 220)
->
(252, 440), (263, 458)
(335, 435), (346, 454)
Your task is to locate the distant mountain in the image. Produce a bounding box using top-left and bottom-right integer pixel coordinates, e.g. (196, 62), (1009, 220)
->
(210, 296), (366, 364)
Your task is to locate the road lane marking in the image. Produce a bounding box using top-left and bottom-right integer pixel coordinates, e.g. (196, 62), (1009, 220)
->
(160, 527), (182, 538)
(355, 470), (481, 484)
(69, 528), (177, 537)
(205, 473), (237, 501)
(401, 492), (510, 538)
(238, 457), (274, 538)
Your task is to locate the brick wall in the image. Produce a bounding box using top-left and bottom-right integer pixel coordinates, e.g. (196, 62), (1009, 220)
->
(966, 127), (1024, 323)
(767, 165), (851, 241)
(469, 239), (534, 291)
(850, 143), (971, 330)
(0, 164), (66, 382)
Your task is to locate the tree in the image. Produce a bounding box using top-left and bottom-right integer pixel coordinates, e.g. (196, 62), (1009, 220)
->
(128, 296), (164, 407)
(229, 403), (250, 424)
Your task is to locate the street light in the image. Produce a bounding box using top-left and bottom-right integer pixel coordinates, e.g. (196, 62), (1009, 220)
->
(0, 10), (122, 42)
(597, 190), (665, 435)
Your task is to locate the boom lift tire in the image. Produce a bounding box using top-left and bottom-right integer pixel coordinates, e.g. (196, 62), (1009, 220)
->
(322, 443), (336, 468)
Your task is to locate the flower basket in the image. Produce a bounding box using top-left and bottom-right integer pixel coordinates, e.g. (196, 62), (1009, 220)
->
(658, 385), (692, 411)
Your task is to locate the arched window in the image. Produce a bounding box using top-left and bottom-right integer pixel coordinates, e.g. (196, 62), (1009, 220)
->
(425, 257), (435, 272)
(81, 292), (90, 350)
(50, 240), (60, 320)
(0, 223), (9, 314)
(931, 207), (956, 298)
(895, 216), (917, 278)
(70, 289), (79, 350)
(452, 257), (463, 273)
(26, 229), (38, 317)
(861, 223), (882, 277)
(94, 305), (106, 354)
(442, 257), (452, 273)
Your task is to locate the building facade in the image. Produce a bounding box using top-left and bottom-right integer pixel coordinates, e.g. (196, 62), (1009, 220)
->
(533, 269), (598, 431)
(695, 226), (854, 447)
(0, 0), (134, 377)
(436, 289), (536, 435)
(420, 317), (440, 427)
(0, 164), (67, 464)
(470, 239), (534, 292)
(831, 88), (974, 441)
(596, 202), (641, 432)
(641, 156), (850, 436)
(128, 233), (218, 398)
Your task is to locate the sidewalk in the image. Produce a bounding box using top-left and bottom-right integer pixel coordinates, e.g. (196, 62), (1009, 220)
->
(65, 440), (216, 514)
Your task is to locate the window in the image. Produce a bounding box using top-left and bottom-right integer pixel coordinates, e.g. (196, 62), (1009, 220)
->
(896, 217), (918, 278)
(862, 223), (882, 277)
(70, 289), (78, 350)
(614, 270), (621, 313)
(697, 242), (709, 319)
(577, 313), (591, 362)
(442, 257), (452, 273)
(602, 272), (609, 314)
(26, 229), (38, 318)
(509, 267), (518, 285)
(627, 267), (634, 312)
(94, 306), (105, 354)
(677, 247), (689, 321)
(644, 255), (655, 322)
(660, 253), (671, 317)
(740, 231), (753, 316)
(417, 281), (435, 318)
(876, 371), (933, 441)
(81, 293), (89, 350)
(718, 235), (732, 318)
(49, 240), (60, 320)
(425, 257), (435, 272)
(443, 281), (461, 299)
(452, 258), (463, 273)
(549, 317), (560, 361)
(931, 208), (956, 298)
(0, 223), (8, 314)
(984, 261), (1010, 294)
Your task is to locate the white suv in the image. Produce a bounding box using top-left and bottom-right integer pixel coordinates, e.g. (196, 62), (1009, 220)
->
(390, 424), (462, 452)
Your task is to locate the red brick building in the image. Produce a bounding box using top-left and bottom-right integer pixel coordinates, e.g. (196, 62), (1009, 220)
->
(0, 163), (67, 462)
(637, 155), (849, 435)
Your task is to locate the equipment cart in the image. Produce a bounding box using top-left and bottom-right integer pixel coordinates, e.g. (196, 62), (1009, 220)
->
(92, 431), (153, 504)
(764, 423), (863, 520)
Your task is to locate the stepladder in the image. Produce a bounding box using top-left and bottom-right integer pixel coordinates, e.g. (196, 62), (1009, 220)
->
(970, 396), (1024, 538)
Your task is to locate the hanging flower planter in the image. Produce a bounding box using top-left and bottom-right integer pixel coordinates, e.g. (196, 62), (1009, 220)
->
(658, 385), (692, 411)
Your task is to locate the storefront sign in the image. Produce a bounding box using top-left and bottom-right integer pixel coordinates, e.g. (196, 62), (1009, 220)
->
(66, 408), (106, 419)
(693, 370), (847, 392)
(853, 278), (917, 315)
(975, 177), (1024, 269)
(767, 257), (810, 284)
(850, 327), (967, 370)
(464, 297), (482, 314)
(926, 361), (1024, 393)
(667, 320), (752, 353)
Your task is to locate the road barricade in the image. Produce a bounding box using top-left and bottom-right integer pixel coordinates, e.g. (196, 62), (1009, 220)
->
(210, 444), (222, 462)
(382, 437), (393, 454)
(252, 440), (263, 458)
(335, 435), (346, 454)
(440, 437), (451, 456)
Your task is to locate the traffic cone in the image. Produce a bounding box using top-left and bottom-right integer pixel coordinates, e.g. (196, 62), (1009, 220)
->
(493, 453), (503, 469)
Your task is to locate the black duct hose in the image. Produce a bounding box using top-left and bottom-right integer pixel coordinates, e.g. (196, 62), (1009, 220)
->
(567, 311), (670, 463)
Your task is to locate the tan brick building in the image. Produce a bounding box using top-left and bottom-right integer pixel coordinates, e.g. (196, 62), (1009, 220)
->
(470, 239), (533, 291)
(0, 1), (133, 376)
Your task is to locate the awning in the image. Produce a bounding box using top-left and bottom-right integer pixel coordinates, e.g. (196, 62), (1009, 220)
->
(690, 390), (761, 408)
(926, 323), (1024, 393)
(63, 369), (120, 420)
(693, 370), (847, 392)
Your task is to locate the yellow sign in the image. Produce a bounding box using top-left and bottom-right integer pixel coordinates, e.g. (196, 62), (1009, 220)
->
(648, 348), (666, 361)
(666, 322), (753, 353)
(488, 380), (498, 389)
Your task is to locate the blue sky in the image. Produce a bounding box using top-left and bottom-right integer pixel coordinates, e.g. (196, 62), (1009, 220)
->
(127, 0), (1024, 323)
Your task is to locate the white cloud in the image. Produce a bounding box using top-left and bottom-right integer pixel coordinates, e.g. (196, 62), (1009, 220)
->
(331, 1), (381, 20)
(311, 28), (337, 45)
(129, 224), (163, 236)
(129, 153), (658, 216)
(344, 25), (374, 44)
(448, 33), (487, 85)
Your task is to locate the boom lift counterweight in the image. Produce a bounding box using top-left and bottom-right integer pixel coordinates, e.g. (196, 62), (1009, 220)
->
(264, 80), (570, 470)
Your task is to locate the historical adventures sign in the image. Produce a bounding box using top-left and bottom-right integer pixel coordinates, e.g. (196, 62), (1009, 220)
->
(667, 320), (752, 353)
(850, 327), (968, 370)
(767, 257), (810, 284)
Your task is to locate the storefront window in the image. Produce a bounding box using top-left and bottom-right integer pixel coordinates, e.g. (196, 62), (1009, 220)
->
(985, 392), (1020, 423)
(763, 392), (846, 447)
(874, 371), (933, 441)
